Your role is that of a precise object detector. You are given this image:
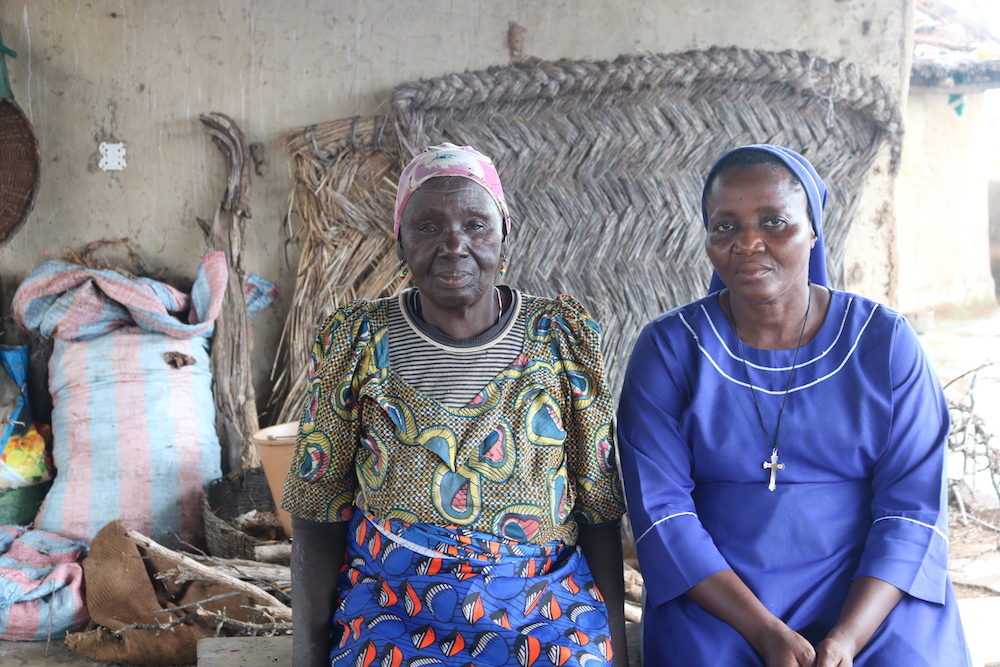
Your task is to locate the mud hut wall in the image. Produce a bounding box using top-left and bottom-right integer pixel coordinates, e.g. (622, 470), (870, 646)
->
(895, 91), (997, 315)
(0, 1), (910, 409)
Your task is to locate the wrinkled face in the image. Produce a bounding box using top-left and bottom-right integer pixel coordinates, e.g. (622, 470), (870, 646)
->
(397, 177), (506, 311)
(704, 164), (816, 304)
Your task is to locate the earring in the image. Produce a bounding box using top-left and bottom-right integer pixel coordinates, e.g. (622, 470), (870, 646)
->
(498, 256), (508, 276)
(397, 263), (409, 279)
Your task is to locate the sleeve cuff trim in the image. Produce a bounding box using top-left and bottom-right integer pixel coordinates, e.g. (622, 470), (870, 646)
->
(873, 515), (948, 543)
(636, 511), (698, 543)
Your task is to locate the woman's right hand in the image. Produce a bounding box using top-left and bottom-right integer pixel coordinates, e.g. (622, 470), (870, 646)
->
(687, 570), (816, 667)
(752, 621), (816, 667)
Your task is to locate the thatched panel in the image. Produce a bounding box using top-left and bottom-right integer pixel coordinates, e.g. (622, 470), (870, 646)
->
(271, 47), (902, 423)
(268, 118), (404, 423)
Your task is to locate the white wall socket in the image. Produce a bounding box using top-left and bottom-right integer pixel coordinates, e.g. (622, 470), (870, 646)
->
(98, 142), (127, 171)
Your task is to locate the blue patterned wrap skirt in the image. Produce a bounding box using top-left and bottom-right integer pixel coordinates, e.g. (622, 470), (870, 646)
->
(330, 512), (614, 667)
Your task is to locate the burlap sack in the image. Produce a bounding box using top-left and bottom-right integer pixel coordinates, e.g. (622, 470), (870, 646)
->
(66, 521), (261, 665)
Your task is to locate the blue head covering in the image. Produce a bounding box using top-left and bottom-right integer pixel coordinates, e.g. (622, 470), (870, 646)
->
(701, 144), (828, 294)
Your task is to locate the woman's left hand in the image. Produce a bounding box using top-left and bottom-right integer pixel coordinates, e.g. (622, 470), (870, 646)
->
(576, 522), (629, 667)
(812, 637), (853, 666)
(812, 576), (904, 667)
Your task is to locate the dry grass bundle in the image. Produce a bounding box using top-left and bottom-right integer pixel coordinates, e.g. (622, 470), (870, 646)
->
(271, 47), (902, 421)
(47, 237), (164, 278)
(268, 118), (406, 422)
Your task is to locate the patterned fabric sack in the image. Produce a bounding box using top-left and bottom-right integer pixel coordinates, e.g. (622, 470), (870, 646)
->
(0, 525), (88, 640)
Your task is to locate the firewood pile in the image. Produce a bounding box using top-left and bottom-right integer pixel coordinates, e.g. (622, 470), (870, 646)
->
(65, 521), (291, 665)
(946, 364), (1000, 522)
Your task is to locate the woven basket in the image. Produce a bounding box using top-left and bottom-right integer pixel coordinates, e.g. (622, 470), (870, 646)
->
(0, 96), (40, 248)
(203, 467), (287, 560)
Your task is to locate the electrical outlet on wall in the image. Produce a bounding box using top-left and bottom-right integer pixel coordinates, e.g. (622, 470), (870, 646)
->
(98, 142), (127, 171)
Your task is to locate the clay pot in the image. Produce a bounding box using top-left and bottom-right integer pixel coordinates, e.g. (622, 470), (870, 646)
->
(251, 423), (298, 538)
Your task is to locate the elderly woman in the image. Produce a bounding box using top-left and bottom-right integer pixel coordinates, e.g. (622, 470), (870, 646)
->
(617, 145), (970, 666)
(283, 144), (627, 667)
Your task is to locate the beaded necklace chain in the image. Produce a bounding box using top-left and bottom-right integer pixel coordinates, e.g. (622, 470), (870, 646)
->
(732, 284), (812, 491)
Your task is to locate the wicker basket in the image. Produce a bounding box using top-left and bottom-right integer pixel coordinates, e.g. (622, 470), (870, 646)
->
(0, 96), (40, 248)
(203, 467), (288, 560)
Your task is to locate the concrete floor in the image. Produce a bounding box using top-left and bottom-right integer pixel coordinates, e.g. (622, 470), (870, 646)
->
(923, 311), (1000, 598)
(3, 311), (1000, 666)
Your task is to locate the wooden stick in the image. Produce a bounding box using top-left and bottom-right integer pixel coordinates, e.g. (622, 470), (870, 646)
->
(184, 555), (291, 590)
(253, 543), (292, 564)
(123, 529), (292, 622)
(968, 514), (1000, 534)
(154, 592), (242, 615)
(114, 608), (291, 637)
(624, 601), (642, 624)
(623, 561), (644, 603)
(199, 112), (261, 472)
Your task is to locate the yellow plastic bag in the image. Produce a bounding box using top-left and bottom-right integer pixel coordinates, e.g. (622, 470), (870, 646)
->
(1, 345), (53, 490)
(1, 421), (53, 489)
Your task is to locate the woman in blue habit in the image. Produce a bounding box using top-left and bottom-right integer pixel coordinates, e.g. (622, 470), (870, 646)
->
(617, 145), (971, 666)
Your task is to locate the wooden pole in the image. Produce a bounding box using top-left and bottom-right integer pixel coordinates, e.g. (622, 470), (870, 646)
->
(199, 112), (261, 472)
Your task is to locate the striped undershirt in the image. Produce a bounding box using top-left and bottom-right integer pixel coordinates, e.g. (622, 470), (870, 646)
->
(388, 287), (525, 409)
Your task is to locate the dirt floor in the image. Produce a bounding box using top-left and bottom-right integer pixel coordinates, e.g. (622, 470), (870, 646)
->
(950, 506), (1000, 599)
(925, 310), (1000, 606)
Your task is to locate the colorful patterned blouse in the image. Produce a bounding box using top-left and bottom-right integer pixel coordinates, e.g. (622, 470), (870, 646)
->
(281, 293), (624, 546)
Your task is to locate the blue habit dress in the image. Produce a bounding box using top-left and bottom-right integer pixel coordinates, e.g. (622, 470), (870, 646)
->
(617, 289), (971, 666)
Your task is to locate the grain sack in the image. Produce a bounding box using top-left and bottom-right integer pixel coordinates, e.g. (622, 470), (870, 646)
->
(36, 330), (220, 548)
(0, 526), (88, 640)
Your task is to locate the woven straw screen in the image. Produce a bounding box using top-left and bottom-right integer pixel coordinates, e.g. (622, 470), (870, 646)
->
(270, 47), (902, 423)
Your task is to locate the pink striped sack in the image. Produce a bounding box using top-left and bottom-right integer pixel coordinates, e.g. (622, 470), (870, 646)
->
(12, 254), (275, 549)
(0, 526), (88, 640)
(35, 330), (221, 549)
(11, 253), (228, 340)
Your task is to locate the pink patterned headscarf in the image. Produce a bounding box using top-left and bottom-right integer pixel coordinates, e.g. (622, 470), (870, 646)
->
(393, 143), (511, 238)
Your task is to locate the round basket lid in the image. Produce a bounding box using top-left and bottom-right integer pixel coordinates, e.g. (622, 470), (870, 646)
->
(0, 96), (40, 248)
